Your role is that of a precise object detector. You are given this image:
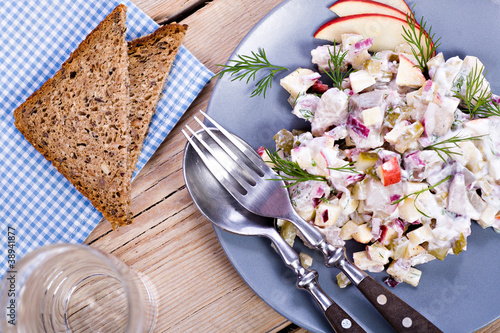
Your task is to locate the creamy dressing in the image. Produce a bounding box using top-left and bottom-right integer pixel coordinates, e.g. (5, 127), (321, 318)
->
(273, 34), (500, 287)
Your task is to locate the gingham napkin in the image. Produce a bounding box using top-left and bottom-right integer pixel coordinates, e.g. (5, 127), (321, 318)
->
(0, 0), (212, 279)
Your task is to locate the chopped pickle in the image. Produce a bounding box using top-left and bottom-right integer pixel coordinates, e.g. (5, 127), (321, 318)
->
(385, 106), (413, 127)
(364, 59), (393, 82)
(428, 247), (448, 261)
(389, 53), (399, 62)
(273, 129), (295, 154)
(365, 59), (381, 75)
(394, 121), (424, 153)
(384, 107), (400, 127)
(355, 152), (379, 172)
(299, 252), (313, 268)
(453, 233), (467, 255)
(364, 166), (380, 180)
(336, 272), (351, 288)
(279, 220), (297, 247)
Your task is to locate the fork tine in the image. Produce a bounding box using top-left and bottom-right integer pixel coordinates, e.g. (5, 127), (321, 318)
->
(182, 126), (252, 199)
(193, 116), (262, 180)
(200, 110), (270, 173)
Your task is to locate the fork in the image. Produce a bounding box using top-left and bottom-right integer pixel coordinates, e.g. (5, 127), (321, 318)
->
(183, 127), (366, 333)
(182, 110), (442, 333)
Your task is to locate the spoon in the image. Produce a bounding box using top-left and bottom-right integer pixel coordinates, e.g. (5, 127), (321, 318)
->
(183, 127), (366, 333)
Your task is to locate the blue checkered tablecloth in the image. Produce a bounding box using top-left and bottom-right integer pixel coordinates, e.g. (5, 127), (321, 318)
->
(0, 0), (213, 279)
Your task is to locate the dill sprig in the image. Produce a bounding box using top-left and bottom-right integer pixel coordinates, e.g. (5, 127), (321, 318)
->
(477, 99), (500, 118)
(320, 44), (352, 90)
(402, 8), (441, 75)
(265, 148), (328, 187)
(214, 48), (288, 98)
(453, 63), (500, 117)
(424, 133), (485, 162)
(328, 161), (359, 174)
(391, 175), (453, 217)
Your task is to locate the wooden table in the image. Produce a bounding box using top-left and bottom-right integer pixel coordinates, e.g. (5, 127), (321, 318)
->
(84, 1), (500, 332)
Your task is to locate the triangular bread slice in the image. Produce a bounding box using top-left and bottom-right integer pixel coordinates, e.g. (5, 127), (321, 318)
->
(127, 23), (187, 171)
(13, 5), (133, 226)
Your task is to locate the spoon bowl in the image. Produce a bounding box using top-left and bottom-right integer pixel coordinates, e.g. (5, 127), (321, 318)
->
(183, 128), (274, 238)
(182, 127), (366, 333)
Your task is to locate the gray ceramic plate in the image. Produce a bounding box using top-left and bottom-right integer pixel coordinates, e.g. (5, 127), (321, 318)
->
(205, 1), (500, 332)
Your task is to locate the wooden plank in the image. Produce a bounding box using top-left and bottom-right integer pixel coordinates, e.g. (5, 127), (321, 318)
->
(86, 0), (290, 331)
(85, 0), (500, 332)
(129, 0), (206, 23)
(180, 0), (284, 73)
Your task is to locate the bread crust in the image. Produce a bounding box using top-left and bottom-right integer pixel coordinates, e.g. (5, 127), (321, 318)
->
(14, 4), (133, 226)
(127, 23), (188, 171)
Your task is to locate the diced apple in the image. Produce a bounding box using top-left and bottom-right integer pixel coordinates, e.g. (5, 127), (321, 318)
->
(314, 201), (342, 227)
(410, 252), (436, 266)
(366, 242), (392, 265)
(463, 118), (490, 136)
(402, 267), (422, 287)
(391, 237), (410, 259)
(280, 68), (319, 100)
(447, 173), (467, 216)
(387, 258), (411, 281)
(478, 205), (497, 228)
(396, 53), (426, 88)
(312, 152), (330, 177)
(362, 106), (383, 126)
(376, 157), (401, 186)
(378, 225), (399, 245)
(431, 55), (463, 91)
(355, 152), (379, 172)
(341, 33), (364, 51)
(314, 14), (432, 54)
(339, 192), (359, 215)
(353, 251), (384, 272)
(454, 56), (491, 103)
(488, 159), (500, 181)
(405, 244), (426, 259)
(426, 52), (445, 79)
(405, 181), (428, 195)
(407, 224), (433, 244)
(349, 69), (376, 93)
(329, 0), (408, 20)
(257, 146), (275, 168)
(459, 142), (485, 174)
(290, 146), (313, 169)
(340, 220), (360, 240)
(398, 198), (423, 223)
(352, 223), (373, 244)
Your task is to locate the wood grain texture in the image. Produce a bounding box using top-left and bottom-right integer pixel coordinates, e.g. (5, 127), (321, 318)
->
(84, 0), (500, 332)
(128, 0), (206, 23)
(85, 0), (291, 332)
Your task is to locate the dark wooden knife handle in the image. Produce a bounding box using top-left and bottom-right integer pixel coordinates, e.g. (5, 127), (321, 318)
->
(325, 302), (366, 333)
(357, 276), (442, 332)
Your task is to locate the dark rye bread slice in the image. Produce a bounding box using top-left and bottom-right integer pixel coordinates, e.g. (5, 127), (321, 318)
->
(13, 5), (133, 227)
(127, 23), (187, 171)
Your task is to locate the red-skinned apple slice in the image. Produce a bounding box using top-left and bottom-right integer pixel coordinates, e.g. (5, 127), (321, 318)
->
(370, 0), (411, 14)
(314, 14), (431, 54)
(330, 0), (408, 20)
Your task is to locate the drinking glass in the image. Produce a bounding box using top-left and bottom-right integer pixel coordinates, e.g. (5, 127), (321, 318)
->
(0, 243), (156, 332)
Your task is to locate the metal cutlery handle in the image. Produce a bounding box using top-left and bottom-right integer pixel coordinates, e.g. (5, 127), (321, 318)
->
(284, 211), (442, 333)
(270, 230), (366, 333)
